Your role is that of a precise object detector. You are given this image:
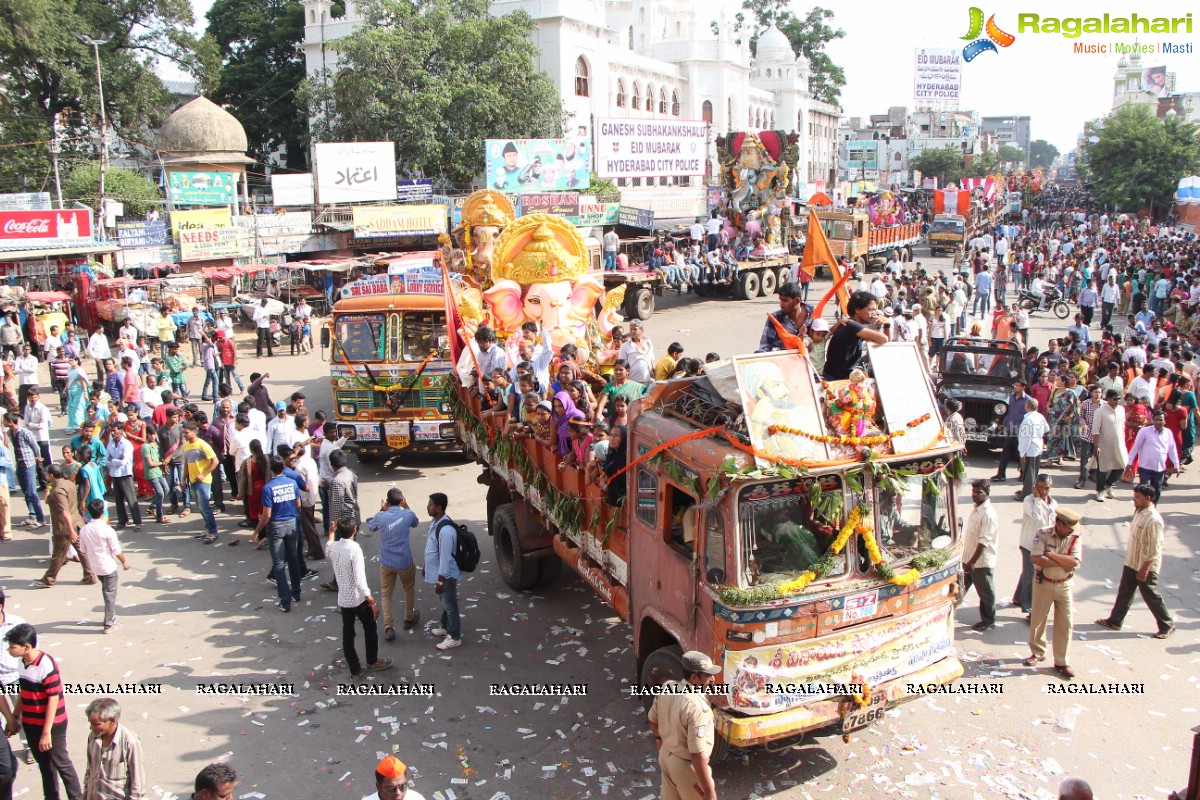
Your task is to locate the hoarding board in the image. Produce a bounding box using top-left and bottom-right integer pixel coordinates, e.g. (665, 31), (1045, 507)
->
(116, 221), (169, 248)
(594, 118), (707, 179)
(351, 205), (447, 238)
(270, 173), (315, 206)
(314, 141), (397, 204)
(913, 48), (962, 102)
(485, 138), (592, 193)
(0, 209), (93, 247)
(178, 227), (243, 261)
(167, 171), (238, 206)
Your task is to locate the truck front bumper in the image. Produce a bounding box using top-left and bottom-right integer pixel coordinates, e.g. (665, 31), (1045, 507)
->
(714, 656), (963, 749)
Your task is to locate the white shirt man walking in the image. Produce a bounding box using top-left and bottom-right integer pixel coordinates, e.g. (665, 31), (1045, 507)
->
(961, 479), (1000, 631)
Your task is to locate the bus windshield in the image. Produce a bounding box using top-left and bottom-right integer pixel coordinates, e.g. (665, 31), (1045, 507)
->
(931, 218), (964, 234)
(873, 469), (953, 564)
(402, 311), (445, 362)
(737, 477), (848, 588)
(333, 313), (384, 362)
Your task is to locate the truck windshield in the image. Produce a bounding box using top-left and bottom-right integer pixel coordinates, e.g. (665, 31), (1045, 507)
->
(737, 478), (848, 588)
(821, 219), (854, 240)
(402, 311), (445, 362)
(333, 313), (384, 362)
(931, 219), (964, 234)
(872, 469), (953, 564)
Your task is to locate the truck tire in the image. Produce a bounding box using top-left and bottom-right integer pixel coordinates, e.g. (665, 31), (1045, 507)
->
(776, 265), (792, 287)
(535, 554), (563, 585)
(492, 503), (538, 590)
(903, 245), (913, 262)
(637, 644), (684, 711)
(631, 287), (655, 320)
(856, 256), (868, 275)
(759, 268), (777, 296)
(737, 270), (760, 300)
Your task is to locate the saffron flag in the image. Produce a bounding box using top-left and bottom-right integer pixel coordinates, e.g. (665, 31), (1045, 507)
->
(804, 210), (849, 316)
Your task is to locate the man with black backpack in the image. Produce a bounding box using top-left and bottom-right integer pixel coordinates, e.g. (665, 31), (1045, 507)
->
(423, 493), (472, 651)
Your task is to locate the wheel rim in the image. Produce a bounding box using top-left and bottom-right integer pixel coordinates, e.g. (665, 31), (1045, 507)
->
(760, 271), (777, 295)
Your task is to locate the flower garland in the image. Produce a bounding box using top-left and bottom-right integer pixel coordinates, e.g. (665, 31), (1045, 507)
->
(859, 525), (921, 587)
(767, 413), (933, 448)
(851, 673), (871, 708)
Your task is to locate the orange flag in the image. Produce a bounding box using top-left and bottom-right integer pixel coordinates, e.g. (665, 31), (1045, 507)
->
(804, 210), (849, 316)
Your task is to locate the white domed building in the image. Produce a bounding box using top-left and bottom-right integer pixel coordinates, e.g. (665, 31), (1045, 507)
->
(300, 0), (842, 218)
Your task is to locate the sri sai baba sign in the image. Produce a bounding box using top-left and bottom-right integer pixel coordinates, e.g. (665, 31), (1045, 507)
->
(594, 118), (707, 180)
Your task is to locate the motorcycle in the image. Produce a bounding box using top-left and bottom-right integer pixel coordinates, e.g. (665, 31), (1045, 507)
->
(1016, 286), (1071, 320)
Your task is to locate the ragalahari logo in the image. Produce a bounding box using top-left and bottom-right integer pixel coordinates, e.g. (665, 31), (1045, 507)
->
(961, 7), (1016, 61)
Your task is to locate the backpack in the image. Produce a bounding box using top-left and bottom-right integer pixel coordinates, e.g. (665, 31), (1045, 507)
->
(438, 518), (481, 573)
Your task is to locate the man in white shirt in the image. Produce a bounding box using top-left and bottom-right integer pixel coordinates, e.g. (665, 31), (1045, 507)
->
(290, 443), (323, 561)
(869, 275), (890, 302)
(618, 321), (655, 383)
(704, 214), (721, 251)
(962, 479), (1000, 631)
(116, 339), (139, 375)
(21, 386), (52, 473)
(12, 344), (38, 410)
(602, 228), (619, 270)
(909, 306), (927, 354)
(266, 402), (291, 453)
(252, 299), (273, 358)
(325, 517), (392, 678)
(455, 326), (509, 394)
(87, 327), (111, 381)
(317, 421), (348, 530)
(1016, 398), (1048, 501)
(216, 310), (235, 340)
(77, 497), (131, 633)
(105, 425), (142, 530)
(1127, 365), (1155, 403)
(689, 218), (705, 248)
(1015, 474), (1057, 616)
(118, 321), (138, 347)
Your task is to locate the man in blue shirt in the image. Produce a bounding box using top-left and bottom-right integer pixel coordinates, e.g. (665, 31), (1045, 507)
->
(367, 488), (421, 641)
(254, 456), (302, 612)
(991, 379), (1029, 483)
(423, 493), (462, 651)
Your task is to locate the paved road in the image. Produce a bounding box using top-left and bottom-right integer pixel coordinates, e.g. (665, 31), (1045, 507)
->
(4, 246), (1190, 800)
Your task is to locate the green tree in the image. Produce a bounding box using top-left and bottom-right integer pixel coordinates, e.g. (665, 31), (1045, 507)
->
(712, 0), (846, 106)
(589, 173), (620, 203)
(1028, 139), (1059, 169)
(966, 150), (1001, 178)
(298, 0), (564, 189)
(0, 0), (198, 194)
(909, 146), (963, 187)
(63, 164), (161, 217)
(1082, 105), (1200, 215)
(204, 0), (309, 169)
(998, 145), (1025, 165)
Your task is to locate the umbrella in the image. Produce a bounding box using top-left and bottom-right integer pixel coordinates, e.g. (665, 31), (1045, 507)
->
(808, 191), (833, 206)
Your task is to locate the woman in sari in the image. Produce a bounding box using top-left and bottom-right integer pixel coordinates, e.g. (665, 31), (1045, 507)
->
(65, 357), (90, 432)
(1178, 375), (1198, 466)
(1122, 393), (1149, 482)
(549, 391), (585, 457)
(240, 439), (269, 547)
(125, 414), (153, 497)
(1045, 373), (1080, 464)
(1, 363), (17, 414)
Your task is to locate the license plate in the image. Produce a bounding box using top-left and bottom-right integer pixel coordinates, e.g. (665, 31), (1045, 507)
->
(843, 590), (879, 623)
(963, 429), (989, 442)
(386, 434), (410, 449)
(842, 692), (888, 733)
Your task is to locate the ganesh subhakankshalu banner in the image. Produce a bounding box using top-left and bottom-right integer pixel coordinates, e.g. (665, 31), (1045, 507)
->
(352, 205), (448, 238)
(722, 604), (954, 714)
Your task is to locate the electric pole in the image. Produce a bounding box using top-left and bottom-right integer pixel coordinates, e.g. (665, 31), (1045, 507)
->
(50, 111), (64, 209)
(78, 33), (112, 215)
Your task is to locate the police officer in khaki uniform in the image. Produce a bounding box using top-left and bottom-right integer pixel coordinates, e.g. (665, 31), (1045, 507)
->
(647, 651), (720, 800)
(1023, 507), (1083, 679)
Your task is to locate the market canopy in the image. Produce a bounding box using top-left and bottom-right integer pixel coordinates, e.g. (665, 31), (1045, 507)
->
(808, 191), (833, 206)
(287, 259), (361, 273)
(25, 291), (72, 303)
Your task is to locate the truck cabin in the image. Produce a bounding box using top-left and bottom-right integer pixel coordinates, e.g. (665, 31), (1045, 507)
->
(818, 214), (866, 244)
(930, 216), (966, 238)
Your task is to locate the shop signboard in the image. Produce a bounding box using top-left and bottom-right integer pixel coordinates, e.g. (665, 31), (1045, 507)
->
(270, 173), (315, 206)
(167, 171), (238, 206)
(518, 193), (580, 218)
(395, 179), (434, 202)
(570, 202), (619, 227)
(617, 206), (654, 230)
(119, 245), (179, 269)
(315, 141), (397, 204)
(352, 204), (447, 238)
(171, 208), (232, 236)
(0, 208), (93, 247)
(620, 186), (706, 220)
(116, 220), (169, 248)
(0, 193), (52, 211)
(179, 227), (243, 261)
(593, 118), (706, 179)
(485, 138), (592, 193)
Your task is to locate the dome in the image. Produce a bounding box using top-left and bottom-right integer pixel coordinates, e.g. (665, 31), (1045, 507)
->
(157, 96), (253, 164)
(755, 24), (795, 64)
(1117, 54), (1128, 68)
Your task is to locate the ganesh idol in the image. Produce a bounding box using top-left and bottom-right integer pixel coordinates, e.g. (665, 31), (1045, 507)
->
(481, 214), (610, 357)
(457, 189), (516, 289)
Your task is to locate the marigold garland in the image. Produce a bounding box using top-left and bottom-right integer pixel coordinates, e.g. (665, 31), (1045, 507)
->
(851, 673), (871, 708)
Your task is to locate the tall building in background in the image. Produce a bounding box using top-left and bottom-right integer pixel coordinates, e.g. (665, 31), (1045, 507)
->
(299, 0), (842, 213)
(980, 116), (1032, 160)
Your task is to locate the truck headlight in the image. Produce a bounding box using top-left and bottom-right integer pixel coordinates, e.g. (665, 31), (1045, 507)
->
(994, 402), (1008, 416)
(439, 401), (452, 414)
(440, 423), (456, 439)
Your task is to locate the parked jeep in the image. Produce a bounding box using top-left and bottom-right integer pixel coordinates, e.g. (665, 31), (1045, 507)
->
(934, 338), (1024, 445)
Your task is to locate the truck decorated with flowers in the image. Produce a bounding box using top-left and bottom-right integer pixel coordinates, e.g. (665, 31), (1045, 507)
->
(448, 212), (968, 761)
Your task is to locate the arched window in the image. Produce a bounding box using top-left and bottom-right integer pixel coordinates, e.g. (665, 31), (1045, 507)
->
(766, 68), (772, 78)
(728, 98), (733, 126)
(616, 79), (626, 108)
(640, 33), (645, 50)
(639, 6), (645, 22)
(672, 91), (680, 116)
(701, 100), (713, 123)
(769, 113), (775, 129)
(574, 57), (590, 97)
(628, 26), (633, 49)
(646, 83), (655, 111)
(748, 108), (753, 126)
(632, 83), (641, 111)
(676, 21), (682, 37)
(658, 88), (667, 115)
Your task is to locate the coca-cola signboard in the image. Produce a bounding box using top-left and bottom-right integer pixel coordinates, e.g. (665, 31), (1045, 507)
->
(0, 209), (93, 247)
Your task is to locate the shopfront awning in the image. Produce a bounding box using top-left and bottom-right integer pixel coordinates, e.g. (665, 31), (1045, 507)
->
(0, 241), (120, 260)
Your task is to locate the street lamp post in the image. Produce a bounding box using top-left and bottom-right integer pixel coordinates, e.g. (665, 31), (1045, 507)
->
(77, 33), (112, 216)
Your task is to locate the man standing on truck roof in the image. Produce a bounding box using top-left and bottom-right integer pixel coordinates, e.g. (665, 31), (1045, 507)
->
(602, 228), (619, 271)
(648, 650), (721, 800)
(757, 282), (811, 353)
(821, 291), (889, 380)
